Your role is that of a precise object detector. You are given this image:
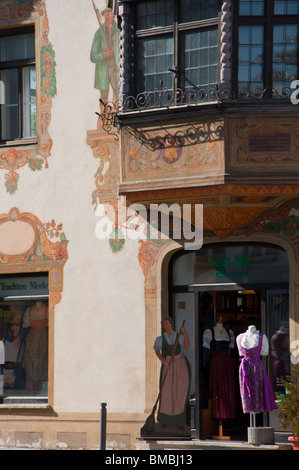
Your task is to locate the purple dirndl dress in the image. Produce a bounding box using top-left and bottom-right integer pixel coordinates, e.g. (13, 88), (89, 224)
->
(239, 333), (277, 414)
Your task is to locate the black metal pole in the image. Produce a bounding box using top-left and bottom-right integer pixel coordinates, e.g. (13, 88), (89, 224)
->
(100, 402), (107, 450)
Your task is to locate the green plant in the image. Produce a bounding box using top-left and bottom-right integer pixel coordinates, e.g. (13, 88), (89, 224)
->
(276, 363), (299, 436)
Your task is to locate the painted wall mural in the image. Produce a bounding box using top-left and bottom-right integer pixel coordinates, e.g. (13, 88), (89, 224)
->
(88, 1), (125, 253)
(0, 208), (68, 265)
(121, 121), (224, 190)
(0, 0), (57, 194)
(90, 0), (119, 106)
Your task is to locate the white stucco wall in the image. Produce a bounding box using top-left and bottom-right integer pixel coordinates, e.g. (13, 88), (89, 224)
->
(0, 0), (146, 414)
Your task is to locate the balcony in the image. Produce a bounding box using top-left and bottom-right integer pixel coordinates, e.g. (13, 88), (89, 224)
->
(95, 83), (299, 206)
(100, 83), (296, 117)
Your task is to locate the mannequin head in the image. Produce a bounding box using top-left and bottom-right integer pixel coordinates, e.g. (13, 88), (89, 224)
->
(248, 325), (257, 334)
(9, 312), (22, 340)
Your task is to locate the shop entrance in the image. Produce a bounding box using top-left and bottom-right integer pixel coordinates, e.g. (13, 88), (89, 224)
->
(169, 242), (290, 440)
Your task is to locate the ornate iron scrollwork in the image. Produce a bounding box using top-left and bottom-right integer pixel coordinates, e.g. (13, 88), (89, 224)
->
(95, 84), (293, 138)
(96, 99), (119, 140)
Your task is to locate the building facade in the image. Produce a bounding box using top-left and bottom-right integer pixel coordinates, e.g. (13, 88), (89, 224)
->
(0, 0), (298, 449)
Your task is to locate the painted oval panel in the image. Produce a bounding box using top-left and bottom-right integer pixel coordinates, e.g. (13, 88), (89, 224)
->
(0, 220), (36, 255)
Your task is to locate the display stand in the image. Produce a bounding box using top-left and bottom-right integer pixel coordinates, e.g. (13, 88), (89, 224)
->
(247, 426), (275, 445)
(247, 413), (275, 445)
(250, 413), (256, 428)
(212, 420), (231, 440)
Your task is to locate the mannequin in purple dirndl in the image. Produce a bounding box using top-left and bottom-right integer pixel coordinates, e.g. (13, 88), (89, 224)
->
(237, 326), (276, 414)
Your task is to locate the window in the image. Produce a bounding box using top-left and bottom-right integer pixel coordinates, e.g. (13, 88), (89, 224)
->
(134, 0), (219, 104)
(0, 27), (36, 142)
(0, 273), (48, 402)
(236, 0), (299, 97)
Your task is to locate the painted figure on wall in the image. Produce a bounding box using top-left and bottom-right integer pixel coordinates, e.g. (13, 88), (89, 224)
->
(153, 316), (191, 433)
(90, 1), (119, 109)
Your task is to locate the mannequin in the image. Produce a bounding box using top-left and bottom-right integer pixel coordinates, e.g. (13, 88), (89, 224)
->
(22, 300), (48, 391)
(203, 315), (237, 440)
(0, 339), (4, 396)
(237, 325), (276, 427)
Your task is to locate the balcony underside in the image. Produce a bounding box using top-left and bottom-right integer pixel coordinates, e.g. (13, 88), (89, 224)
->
(119, 109), (299, 203)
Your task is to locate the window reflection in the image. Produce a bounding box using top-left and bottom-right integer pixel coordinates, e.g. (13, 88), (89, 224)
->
(273, 24), (298, 94)
(274, 0), (299, 14)
(0, 30), (36, 141)
(135, 0), (219, 97)
(238, 26), (264, 90)
(239, 0), (265, 16)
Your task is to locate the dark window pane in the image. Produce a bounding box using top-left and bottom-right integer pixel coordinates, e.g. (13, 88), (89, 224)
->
(0, 30), (36, 141)
(136, 35), (174, 93)
(0, 33), (35, 61)
(179, 0), (218, 23)
(136, 0), (174, 30)
(273, 24), (298, 92)
(239, 0), (264, 15)
(238, 25), (264, 90)
(251, 64), (263, 81)
(183, 27), (218, 89)
(251, 45), (264, 63)
(274, 0), (299, 14)
(239, 45), (250, 63)
(239, 26), (251, 44)
(273, 45), (284, 62)
(239, 65), (250, 81)
(0, 69), (19, 140)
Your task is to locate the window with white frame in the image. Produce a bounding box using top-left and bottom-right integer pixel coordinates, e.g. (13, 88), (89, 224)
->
(0, 26), (36, 142)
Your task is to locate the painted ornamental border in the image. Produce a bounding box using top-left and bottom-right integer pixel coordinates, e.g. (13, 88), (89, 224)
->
(0, 0), (57, 194)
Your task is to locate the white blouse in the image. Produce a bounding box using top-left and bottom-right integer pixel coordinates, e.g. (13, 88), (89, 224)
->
(203, 327), (235, 350)
(153, 331), (184, 352)
(237, 331), (269, 356)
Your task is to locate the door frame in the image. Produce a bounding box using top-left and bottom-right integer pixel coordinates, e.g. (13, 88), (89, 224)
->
(186, 281), (289, 439)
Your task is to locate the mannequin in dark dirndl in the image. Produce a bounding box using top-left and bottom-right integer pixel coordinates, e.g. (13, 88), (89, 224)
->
(203, 316), (237, 439)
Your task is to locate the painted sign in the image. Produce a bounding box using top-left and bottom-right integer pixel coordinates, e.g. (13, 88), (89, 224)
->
(210, 255), (251, 278)
(0, 276), (48, 299)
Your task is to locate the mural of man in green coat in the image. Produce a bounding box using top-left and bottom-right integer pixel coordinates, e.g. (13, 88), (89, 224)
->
(90, 5), (119, 107)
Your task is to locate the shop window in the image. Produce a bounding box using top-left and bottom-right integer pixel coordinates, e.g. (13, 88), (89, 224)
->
(0, 273), (48, 401)
(170, 242), (290, 435)
(133, 0), (219, 104)
(0, 26), (36, 142)
(235, 0), (299, 96)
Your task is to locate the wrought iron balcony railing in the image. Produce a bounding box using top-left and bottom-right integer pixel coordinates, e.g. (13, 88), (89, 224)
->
(96, 84), (295, 136)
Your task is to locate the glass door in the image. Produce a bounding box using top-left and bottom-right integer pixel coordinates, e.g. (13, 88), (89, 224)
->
(267, 289), (290, 430)
(173, 292), (196, 396)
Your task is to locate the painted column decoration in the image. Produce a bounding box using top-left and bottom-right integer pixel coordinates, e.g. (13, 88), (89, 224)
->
(219, 0), (232, 97)
(88, 0), (128, 254)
